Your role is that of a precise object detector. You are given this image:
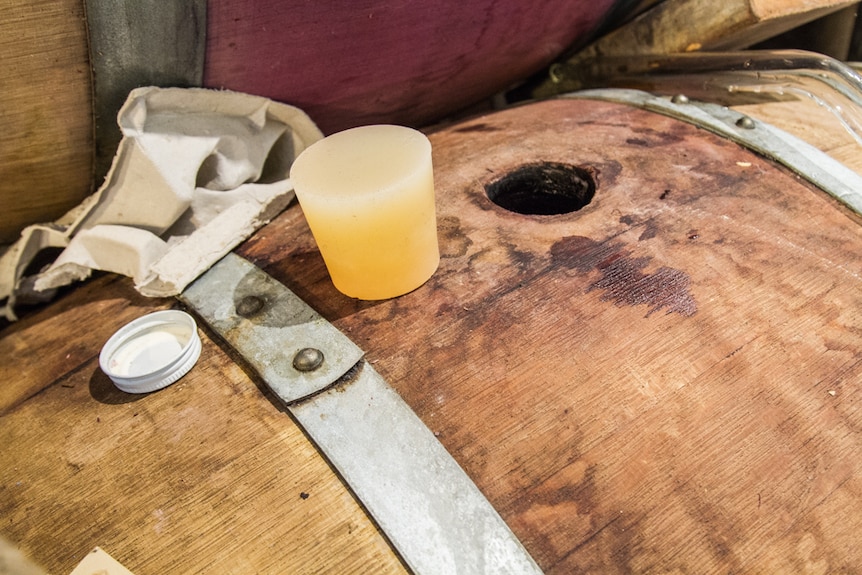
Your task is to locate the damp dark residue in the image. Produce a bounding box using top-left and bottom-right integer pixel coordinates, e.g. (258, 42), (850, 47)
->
(550, 236), (697, 317)
(452, 123), (500, 133)
(628, 125), (686, 146)
(618, 215), (659, 242)
(438, 216), (473, 258)
(638, 220), (659, 242)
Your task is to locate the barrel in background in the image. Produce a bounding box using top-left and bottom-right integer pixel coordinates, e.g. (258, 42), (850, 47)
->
(0, 0), (621, 245)
(203, 0), (618, 134)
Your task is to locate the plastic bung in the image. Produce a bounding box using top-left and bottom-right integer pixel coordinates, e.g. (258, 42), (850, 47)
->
(290, 125), (439, 300)
(99, 309), (202, 393)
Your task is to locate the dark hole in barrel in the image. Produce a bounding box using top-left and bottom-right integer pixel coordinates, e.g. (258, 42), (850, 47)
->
(485, 162), (596, 215)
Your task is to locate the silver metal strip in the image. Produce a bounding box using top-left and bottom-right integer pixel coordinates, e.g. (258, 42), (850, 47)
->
(291, 361), (543, 575)
(181, 253), (543, 575)
(563, 88), (862, 217)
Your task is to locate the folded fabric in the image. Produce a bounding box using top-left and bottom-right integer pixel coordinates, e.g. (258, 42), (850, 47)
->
(0, 87), (323, 320)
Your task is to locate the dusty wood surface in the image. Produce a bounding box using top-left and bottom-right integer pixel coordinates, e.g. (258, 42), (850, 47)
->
(238, 98), (862, 573)
(0, 0), (93, 244)
(0, 277), (407, 574)
(3, 97), (862, 573)
(733, 98), (862, 175)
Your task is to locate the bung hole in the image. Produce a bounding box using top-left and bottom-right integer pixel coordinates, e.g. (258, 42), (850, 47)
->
(485, 161), (596, 215)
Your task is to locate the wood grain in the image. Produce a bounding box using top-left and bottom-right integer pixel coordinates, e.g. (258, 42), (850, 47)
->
(0, 277), (406, 574)
(578, 0), (856, 55)
(0, 0), (93, 243)
(240, 98), (862, 572)
(4, 97), (862, 573)
(733, 97), (862, 175)
(533, 0), (859, 98)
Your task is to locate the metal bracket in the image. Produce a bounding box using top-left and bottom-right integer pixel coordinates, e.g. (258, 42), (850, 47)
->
(181, 253), (543, 574)
(181, 254), (362, 403)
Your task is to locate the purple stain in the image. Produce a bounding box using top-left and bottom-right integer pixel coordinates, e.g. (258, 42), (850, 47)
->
(551, 236), (697, 317)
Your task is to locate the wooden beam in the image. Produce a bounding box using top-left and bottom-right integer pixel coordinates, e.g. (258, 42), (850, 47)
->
(534, 0), (859, 99)
(580, 0), (859, 57)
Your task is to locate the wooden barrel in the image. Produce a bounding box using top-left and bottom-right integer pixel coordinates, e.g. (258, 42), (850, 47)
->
(1, 0), (93, 245)
(3, 96), (862, 573)
(0, 0), (620, 244)
(202, 0), (619, 135)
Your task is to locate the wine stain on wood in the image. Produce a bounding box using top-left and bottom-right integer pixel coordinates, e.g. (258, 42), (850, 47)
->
(551, 236), (696, 317)
(438, 216), (473, 258)
(451, 123), (501, 133)
(625, 137), (650, 147)
(638, 220), (659, 241)
(628, 124), (686, 146)
(617, 214), (660, 242)
(676, 481), (745, 570)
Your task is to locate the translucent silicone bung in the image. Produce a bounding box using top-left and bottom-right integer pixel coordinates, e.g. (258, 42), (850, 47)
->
(290, 125), (440, 300)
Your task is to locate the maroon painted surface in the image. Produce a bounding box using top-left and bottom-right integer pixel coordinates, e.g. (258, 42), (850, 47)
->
(203, 1), (617, 133)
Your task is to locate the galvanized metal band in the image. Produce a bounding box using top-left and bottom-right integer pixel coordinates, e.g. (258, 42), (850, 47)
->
(180, 253), (364, 404)
(564, 88), (862, 217)
(181, 252), (543, 573)
(290, 361), (544, 575)
(85, 0), (207, 184)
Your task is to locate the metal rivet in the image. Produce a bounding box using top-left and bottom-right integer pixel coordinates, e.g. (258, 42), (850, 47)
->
(236, 295), (265, 317)
(293, 348), (324, 372)
(671, 94), (689, 104)
(736, 116), (756, 129)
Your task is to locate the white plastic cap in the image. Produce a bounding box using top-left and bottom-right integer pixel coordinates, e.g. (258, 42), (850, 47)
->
(99, 309), (202, 393)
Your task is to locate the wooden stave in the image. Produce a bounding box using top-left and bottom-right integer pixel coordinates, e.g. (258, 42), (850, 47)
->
(202, 0), (619, 135)
(3, 97), (862, 572)
(1, 0), (93, 244)
(0, 274), (410, 574)
(242, 98), (862, 572)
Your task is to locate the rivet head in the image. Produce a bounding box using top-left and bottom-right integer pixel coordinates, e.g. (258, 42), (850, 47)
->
(736, 116), (756, 129)
(293, 348), (324, 372)
(671, 94), (689, 104)
(236, 295), (265, 317)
